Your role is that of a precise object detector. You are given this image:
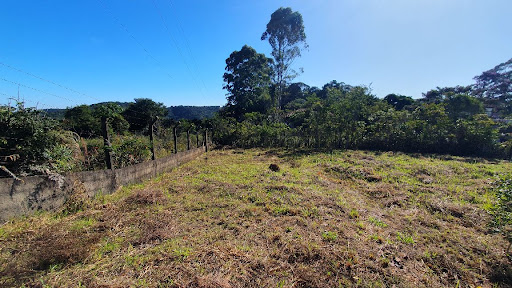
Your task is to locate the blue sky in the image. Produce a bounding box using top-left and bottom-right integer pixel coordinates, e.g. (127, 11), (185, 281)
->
(1, 0), (510, 109)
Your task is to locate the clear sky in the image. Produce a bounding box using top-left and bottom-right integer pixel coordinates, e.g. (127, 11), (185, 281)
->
(1, 0), (510, 109)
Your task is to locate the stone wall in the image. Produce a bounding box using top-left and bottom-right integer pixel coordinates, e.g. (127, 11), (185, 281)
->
(0, 147), (205, 222)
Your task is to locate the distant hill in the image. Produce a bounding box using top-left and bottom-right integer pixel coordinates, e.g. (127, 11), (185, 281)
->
(43, 103), (220, 120)
(168, 106), (220, 120)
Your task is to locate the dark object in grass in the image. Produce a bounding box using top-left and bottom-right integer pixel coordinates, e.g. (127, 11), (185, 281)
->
(269, 163), (280, 172)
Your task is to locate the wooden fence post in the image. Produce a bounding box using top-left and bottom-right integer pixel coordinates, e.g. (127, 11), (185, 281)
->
(149, 118), (157, 160)
(196, 130), (200, 148)
(173, 125), (178, 154)
(204, 129), (208, 152)
(187, 130), (190, 150)
(101, 116), (113, 170)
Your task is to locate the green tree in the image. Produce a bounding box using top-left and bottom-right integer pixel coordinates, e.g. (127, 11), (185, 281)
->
(453, 114), (498, 156)
(222, 45), (273, 120)
(408, 104), (452, 153)
(92, 102), (129, 134)
(473, 58), (512, 115)
(383, 93), (415, 111)
(261, 7), (307, 109)
(63, 105), (99, 137)
(473, 58), (512, 101)
(444, 94), (483, 120)
(122, 98), (167, 133)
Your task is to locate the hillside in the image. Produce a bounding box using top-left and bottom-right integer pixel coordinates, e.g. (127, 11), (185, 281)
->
(43, 103), (220, 120)
(1, 149), (511, 287)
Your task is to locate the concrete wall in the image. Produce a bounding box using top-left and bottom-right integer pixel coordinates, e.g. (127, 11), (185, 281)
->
(0, 147), (205, 222)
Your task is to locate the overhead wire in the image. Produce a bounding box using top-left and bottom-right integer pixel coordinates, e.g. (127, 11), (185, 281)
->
(0, 62), (101, 102)
(150, 0), (206, 101)
(97, 0), (173, 80)
(166, 0), (209, 92)
(0, 77), (79, 105)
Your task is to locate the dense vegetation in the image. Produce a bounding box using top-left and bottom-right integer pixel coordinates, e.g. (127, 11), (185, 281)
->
(1, 149), (511, 287)
(0, 99), (210, 177)
(212, 7), (512, 159)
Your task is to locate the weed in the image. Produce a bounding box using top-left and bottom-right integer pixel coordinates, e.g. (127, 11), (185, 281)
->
(301, 206), (319, 218)
(272, 205), (292, 216)
(396, 232), (415, 244)
(368, 216), (387, 228)
(70, 217), (96, 231)
(322, 231), (338, 242)
(349, 209), (359, 219)
(369, 234), (383, 244)
(173, 247), (192, 261)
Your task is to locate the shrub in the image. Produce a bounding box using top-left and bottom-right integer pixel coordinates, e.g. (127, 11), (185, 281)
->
(490, 175), (512, 252)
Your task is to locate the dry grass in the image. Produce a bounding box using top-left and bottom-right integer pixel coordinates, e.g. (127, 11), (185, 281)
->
(1, 149), (512, 287)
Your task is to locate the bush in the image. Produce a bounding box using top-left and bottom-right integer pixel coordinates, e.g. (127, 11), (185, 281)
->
(490, 175), (512, 252)
(112, 135), (152, 168)
(0, 102), (79, 176)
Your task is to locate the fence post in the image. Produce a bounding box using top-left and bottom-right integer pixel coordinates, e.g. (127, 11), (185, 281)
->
(187, 129), (190, 150)
(101, 116), (113, 170)
(204, 129), (208, 152)
(149, 118), (157, 160)
(173, 125), (178, 154)
(196, 130), (199, 148)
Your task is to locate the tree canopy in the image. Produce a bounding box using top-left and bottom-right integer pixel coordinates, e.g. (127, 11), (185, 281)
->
(122, 98), (167, 133)
(261, 7), (307, 109)
(222, 45), (273, 120)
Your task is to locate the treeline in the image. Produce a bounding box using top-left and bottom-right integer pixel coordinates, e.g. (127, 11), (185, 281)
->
(0, 99), (211, 178)
(211, 7), (512, 159)
(212, 80), (511, 158)
(44, 102), (220, 121)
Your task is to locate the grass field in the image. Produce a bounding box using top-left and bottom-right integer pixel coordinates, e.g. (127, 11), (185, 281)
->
(1, 149), (511, 287)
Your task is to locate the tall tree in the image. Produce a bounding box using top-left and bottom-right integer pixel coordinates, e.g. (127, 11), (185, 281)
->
(122, 98), (167, 133)
(261, 7), (307, 109)
(472, 58), (512, 114)
(222, 45), (273, 120)
(473, 58), (512, 101)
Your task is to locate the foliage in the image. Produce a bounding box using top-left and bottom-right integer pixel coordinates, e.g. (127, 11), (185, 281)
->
(112, 135), (152, 168)
(222, 45), (273, 119)
(262, 7), (307, 108)
(93, 102), (129, 134)
(444, 94), (484, 120)
(214, 80), (503, 158)
(490, 175), (512, 251)
(168, 106), (220, 120)
(473, 58), (512, 115)
(63, 105), (99, 138)
(0, 101), (76, 176)
(473, 58), (512, 101)
(122, 98), (167, 133)
(383, 93), (414, 111)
